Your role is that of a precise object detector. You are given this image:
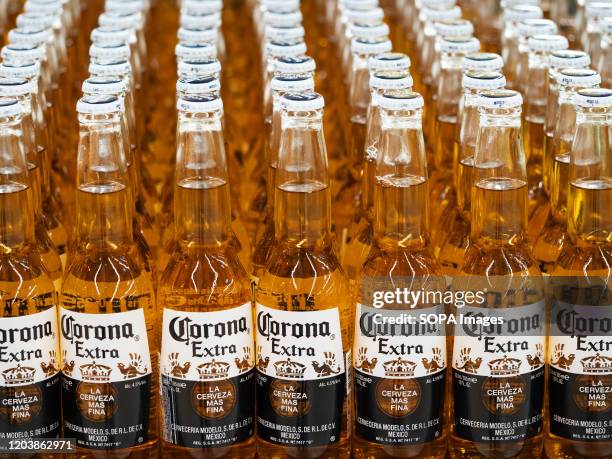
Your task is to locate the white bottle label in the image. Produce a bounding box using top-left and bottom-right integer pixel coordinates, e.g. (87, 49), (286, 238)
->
(59, 307), (151, 383)
(161, 303), (254, 380)
(255, 304), (345, 380)
(0, 306), (60, 385)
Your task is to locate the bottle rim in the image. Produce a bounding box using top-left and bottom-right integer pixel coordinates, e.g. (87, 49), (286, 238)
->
(575, 88), (612, 108)
(478, 89), (523, 109)
(462, 52), (504, 71)
(370, 71), (413, 90)
(177, 94), (223, 113)
(351, 37), (392, 55)
(367, 52), (411, 72)
(271, 75), (315, 92)
(379, 90), (424, 110)
(76, 95), (122, 115)
(527, 34), (569, 52)
(82, 77), (128, 96)
(274, 55), (316, 74)
(549, 50), (590, 69)
(280, 92), (324, 111)
(462, 71), (506, 90)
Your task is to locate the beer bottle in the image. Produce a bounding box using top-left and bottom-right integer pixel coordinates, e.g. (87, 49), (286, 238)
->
(429, 36), (480, 244)
(342, 70), (413, 281)
(500, 4), (543, 89)
(532, 69), (601, 274)
(0, 97), (60, 447)
(437, 70), (506, 275)
(598, 17), (612, 86)
(513, 18), (557, 94)
(523, 34), (568, 213)
(582, 2), (612, 65)
(0, 77), (62, 288)
(252, 73), (315, 281)
(352, 90), (447, 458)
(159, 95), (255, 458)
(546, 87), (612, 459)
(255, 93), (351, 458)
(59, 95), (157, 455)
(450, 89), (546, 459)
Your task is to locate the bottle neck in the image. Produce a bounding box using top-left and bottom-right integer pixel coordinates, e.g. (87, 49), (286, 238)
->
(76, 116), (133, 248)
(274, 112), (332, 245)
(175, 112), (232, 246)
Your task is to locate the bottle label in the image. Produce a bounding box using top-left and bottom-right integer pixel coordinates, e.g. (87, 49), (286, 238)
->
(353, 304), (446, 445)
(255, 304), (346, 447)
(59, 307), (152, 450)
(160, 303), (255, 448)
(0, 306), (60, 439)
(548, 301), (612, 442)
(452, 302), (545, 442)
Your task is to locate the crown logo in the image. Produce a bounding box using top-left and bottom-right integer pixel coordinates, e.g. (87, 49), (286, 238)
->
(488, 355), (522, 376)
(383, 357), (417, 377)
(274, 358), (306, 379)
(1, 364), (36, 385)
(580, 353), (612, 374)
(79, 362), (112, 382)
(197, 360), (230, 380)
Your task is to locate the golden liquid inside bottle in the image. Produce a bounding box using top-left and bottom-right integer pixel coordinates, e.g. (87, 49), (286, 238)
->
(524, 114), (546, 208)
(256, 183), (352, 459)
(61, 184), (158, 459)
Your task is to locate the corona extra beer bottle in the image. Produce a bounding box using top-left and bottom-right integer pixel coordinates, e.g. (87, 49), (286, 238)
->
(352, 90), (447, 458)
(342, 70), (413, 281)
(159, 95), (256, 459)
(546, 88), (612, 459)
(532, 69), (601, 274)
(436, 70), (506, 275)
(59, 95), (157, 456)
(252, 73), (315, 282)
(450, 90), (546, 459)
(0, 97), (60, 447)
(523, 34), (568, 212)
(255, 92), (351, 458)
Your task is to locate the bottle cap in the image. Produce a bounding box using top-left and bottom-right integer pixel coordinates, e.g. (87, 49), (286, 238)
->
(91, 26), (133, 45)
(0, 98), (23, 117)
(180, 11), (222, 29)
(265, 40), (307, 57)
(264, 10), (303, 27)
(262, 0), (300, 12)
(0, 62), (41, 79)
(105, 0), (146, 13)
(503, 4), (543, 21)
(501, 0), (540, 7)
(264, 24), (305, 41)
(351, 37), (392, 55)
(517, 18), (557, 37)
(549, 49), (590, 69)
(439, 36), (480, 53)
(23, 0), (63, 14)
(0, 77), (35, 96)
(98, 11), (144, 29)
(177, 94), (223, 112)
(527, 34), (569, 52)
(8, 27), (52, 45)
(175, 42), (217, 60)
(420, 5), (462, 22)
(379, 90), (424, 110)
(462, 52), (504, 71)
(343, 0), (379, 9)
(462, 70), (506, 89)
(557, 68), (601, 87)
(178, 58), (222, 77)
(82, 76), (128, 95)
(274, 55), (316, 74)
(345, 7), (385, 23)
(271, 74), (315, 92)
(16, 12), (59, 29)
(89, 59), (132, 77)
(348, 21), (390, 39)
(77, 95), (122, 114)
(585, 2), (612, 18)
(434, 18), (474, 37)
(89, 42), (131, 61)
(176, 76), (221, 94)
(575, 88), (612, 107)
(281, 92), (325, 111)
(368, 52), (411, 72)
(181, 0), (223, 14)
(421, 0), (457, 7)
(370, 70), (413, 90)
(177, 26), (218, 43)
(478, 89), (523, 109)
(1, 43), (46, 63)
